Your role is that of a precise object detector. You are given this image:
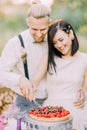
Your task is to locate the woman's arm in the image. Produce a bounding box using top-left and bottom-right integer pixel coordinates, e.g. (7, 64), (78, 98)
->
(73, 68), (87, 108)
(82, 68), (87, 100)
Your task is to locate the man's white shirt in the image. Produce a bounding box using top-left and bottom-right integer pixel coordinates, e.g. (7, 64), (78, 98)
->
(0, 29), (48, 99)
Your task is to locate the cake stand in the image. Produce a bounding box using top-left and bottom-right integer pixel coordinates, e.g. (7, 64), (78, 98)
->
(25, 115), (73, 130)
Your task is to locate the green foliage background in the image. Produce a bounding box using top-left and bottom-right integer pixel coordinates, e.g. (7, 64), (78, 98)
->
(51, 0), (87, 36)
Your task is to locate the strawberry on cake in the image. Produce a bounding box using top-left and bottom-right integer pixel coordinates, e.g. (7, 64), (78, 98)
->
(29, 106), (70, 122)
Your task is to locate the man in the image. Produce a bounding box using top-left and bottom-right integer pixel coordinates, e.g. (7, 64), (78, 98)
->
(0, 3), (51, 112)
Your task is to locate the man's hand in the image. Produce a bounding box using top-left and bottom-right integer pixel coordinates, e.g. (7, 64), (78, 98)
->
(73, 89), (86, 109)
(19, 76), (36, 101)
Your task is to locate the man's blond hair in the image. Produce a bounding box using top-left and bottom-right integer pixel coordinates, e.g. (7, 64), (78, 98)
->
(27, 3), (51, 19)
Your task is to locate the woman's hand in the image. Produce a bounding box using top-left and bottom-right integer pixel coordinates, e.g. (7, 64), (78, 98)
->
(73, 89), (86, 109)
(19, 76), (36, 101)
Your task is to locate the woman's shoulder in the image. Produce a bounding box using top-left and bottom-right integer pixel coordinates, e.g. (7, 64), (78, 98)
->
(79, 51), (87, 59)
(78, 52), (87, 66)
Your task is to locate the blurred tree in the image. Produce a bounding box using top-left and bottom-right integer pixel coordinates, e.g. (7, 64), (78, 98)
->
(51, 0), (87, 36)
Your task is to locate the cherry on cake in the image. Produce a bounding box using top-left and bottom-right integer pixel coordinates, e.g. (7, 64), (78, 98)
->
(29, 106), (70, 122)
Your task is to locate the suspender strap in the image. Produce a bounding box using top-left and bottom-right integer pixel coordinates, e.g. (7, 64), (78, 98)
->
(18, 34), (29, 79)
(18, 34), (25, 48)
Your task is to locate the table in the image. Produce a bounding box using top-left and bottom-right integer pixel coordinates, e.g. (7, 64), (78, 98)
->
(25, 115), (73, 130)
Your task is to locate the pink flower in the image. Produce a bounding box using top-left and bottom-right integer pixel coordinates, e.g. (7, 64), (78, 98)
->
(0, 122), (4, 130)
(0, 114), (8, 130)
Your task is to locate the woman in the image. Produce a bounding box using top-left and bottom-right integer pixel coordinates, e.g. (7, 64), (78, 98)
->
(31, 19), (87, 130)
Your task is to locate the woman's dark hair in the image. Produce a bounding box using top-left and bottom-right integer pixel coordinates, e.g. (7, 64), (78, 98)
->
(47, 19), (79, 73)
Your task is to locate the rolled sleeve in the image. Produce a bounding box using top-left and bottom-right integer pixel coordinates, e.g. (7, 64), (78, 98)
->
(0, 37), (23, 94)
